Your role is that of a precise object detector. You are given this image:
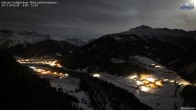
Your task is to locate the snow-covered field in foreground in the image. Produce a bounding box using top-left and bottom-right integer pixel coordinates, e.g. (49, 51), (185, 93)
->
(50, 77), (93, 110)
(100, 73), (184, 110)
(22, 55), (190, 110)
(97, 56), (189, 110)
(28, 65), (93, 110)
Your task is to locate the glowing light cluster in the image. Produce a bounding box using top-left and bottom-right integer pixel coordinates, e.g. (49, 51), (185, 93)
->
(151, 64), (161, 68)
(17, 59), (62, 68)
(128, 74), (138, 79)
(92, 73), (101, 78)
(170, 80), (174, 83)
(30, 66), (68, 78)
(163, 78), (169, 82)
(155, 81), (163, 86)
(128, 74), (163, 89)
(179, 81), (190, 85)
(162, 78), (190, 86)
(140, 86), (150, 92)
(128, 73), (191, 91)
(155, 65), (161, 68)
(146, 77), (155, 82)
(136, 81), (143, 85)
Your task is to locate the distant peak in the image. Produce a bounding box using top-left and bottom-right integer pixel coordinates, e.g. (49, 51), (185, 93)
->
(134, 25), (153, 29)
(124, 25), (154, 34)
(120, 25), (189, 39)
(125, 25), (153, 33)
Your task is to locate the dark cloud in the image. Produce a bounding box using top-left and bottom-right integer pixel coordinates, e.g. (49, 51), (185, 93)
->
(0, 0), (196, 39)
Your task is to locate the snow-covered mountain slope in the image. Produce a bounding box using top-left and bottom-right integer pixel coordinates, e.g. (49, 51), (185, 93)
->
(63, 26), (196, 81)
(0, 30), (50, 48)
(51, 77), (93, 110)
(97, 56), (191, 110)
(66, 38), (87, 46)
(0, 30), (78, 58)
(9, 39), (78, 58)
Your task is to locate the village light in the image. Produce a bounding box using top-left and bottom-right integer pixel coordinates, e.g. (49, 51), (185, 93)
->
(18, 59), (63, 68)
(146, 77), (155, 82)
(64, 74), (69, 77)
(25, 59), (30, 62)
(142, 80), (149, 84)
(29, 66), (35, 69)
(163, 78), (169, 82)
(140, 86), (150, 92)
(136, 80), (143, 85)
(155, 81), (163, 86)
(53, 72), (57, 74)
(140, 76), (147, 80)
(170, 80), (174, 83)
(181, 81), (190, 85)
(128, 74), (138, 79)
(155, 65), (161, 68)
(93, 74), (101, 78)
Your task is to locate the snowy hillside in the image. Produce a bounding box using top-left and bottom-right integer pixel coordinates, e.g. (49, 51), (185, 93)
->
(98, 56), (190, 110)
(0, 30), (50, 48)
(0, 30), (79, 58)
(66, 38), (87, 46)
(63, 26), (196, 82)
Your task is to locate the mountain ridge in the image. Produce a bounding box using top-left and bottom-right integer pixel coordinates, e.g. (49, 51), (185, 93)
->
(63, 26), (196, 82)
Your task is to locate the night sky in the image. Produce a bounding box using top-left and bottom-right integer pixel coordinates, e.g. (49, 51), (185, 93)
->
(0, 0), (196, 39)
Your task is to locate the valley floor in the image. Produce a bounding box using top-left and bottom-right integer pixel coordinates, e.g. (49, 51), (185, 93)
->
(17, 57), (191, 110)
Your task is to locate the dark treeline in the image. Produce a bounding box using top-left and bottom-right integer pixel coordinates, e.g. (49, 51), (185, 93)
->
(79, 76), (153, 110)
(181, 85), (196, 108)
